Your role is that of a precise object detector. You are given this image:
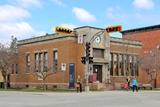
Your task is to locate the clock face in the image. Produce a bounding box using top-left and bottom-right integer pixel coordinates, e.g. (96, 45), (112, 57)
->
(95, 36), (101, 43)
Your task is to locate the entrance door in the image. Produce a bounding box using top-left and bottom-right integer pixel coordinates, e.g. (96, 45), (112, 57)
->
(69, 64), (75, 88)
(93, 65), (102, 82)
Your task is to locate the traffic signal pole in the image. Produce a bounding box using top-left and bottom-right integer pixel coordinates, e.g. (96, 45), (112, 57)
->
(80, 26), (121, 92)
(84, 42), (90, 92)
(84, 31), (105, 92)
(84, 57), (90, 92)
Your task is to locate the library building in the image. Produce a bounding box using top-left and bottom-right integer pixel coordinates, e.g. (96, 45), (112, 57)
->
(10, 26), (142, 90)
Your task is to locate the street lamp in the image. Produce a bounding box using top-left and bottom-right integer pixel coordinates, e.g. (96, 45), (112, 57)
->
(154, 44), (160, 88)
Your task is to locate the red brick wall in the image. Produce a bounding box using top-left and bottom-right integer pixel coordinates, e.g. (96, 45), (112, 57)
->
(123, 29), (160, 87)
(123, 30), (160, 53)
(10, 39), (85, 88)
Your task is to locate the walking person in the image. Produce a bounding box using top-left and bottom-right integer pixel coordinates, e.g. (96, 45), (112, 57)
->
(76, 75), (82, 93)
(132, 77), (138, 92)
(126, 76), (130, 90)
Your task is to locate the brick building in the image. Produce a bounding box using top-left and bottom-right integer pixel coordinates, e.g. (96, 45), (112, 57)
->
(122, 24), (160, 88)
(10, 26), (141, 90)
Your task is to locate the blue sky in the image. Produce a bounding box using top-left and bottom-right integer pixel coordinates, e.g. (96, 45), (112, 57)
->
(0, 0), (160, 43)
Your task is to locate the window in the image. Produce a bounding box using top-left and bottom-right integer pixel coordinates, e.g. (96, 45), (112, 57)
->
(39, 53), (43, 72)
(35, 53), (39, 72)
(119, 54), (124, 76)
(123, 55), (127, 74)
(93, 48), (104, 58)
(113, 54), (118, 76)
(126, 55), (129, 76)
(26, 54), (30, 73)
(128, 55), (135, 76)
(34, 52), (48, 72)
(110, 53), (113, 76)
(15, 64), (18, 74)
(44, 52), (48, 72)
(11, 64), (14, 74)
(53, 50), (58, 71)
(134, 56), (139, 76)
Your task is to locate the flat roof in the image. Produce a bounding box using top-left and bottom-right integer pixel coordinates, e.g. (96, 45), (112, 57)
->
(17, 26), (141, 46)
(122, 24), (160, 34)
(110, 37), (142, 46)
(74, 26), (104, 30)
(17, 26), (104, 45)
(17, 33), (75, 46)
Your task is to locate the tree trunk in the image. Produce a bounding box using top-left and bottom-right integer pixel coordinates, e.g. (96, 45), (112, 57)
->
(42, 79), (47, 91)
(4, 75), (8, 89)
(154, 78), (157, 88)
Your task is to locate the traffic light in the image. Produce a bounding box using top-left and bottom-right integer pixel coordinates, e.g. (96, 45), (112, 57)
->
(81, 57), (86, 64)
(89, 57), (93, 64)
(55, 26), (73, 34)
(86, 42), (91, 58)
(106, 25), (122, 33)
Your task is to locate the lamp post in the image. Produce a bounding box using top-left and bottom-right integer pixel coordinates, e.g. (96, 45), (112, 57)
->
(154, 45), (160, 88)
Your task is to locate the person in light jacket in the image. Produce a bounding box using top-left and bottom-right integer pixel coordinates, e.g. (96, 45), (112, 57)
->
(132, 77), (138, 92)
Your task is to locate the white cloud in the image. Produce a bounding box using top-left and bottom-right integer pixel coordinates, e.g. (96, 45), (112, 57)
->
(0, 4), (44, 43)
(52, 23), (77, 33)
(72, 7), (96, 22)
(0, 5), (30, 22)
(51, 0), (66, 7)
(59, 23), (77, 29)
(14, 0), (42, 8)
(106, 7), (127, 22)
(107, 7), (116, 19)
(135, 13), (143, 19)
(0, 22), (36, 43)
(133, 0), (154, 9)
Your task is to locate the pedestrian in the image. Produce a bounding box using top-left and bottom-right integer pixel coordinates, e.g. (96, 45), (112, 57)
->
(76, 75), (82, 93)
(132, 77), (138, 92)
(126, 76), (130, 90)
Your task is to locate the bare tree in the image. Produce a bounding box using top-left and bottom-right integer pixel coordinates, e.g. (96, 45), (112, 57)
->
(25, 61), (59, 91)
(140, 45), (160, 87)
(34, 65), (58, 91)
(0, 43), (17, 89)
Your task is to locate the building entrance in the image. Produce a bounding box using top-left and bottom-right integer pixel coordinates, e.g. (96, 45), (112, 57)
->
(93, 65), (102, 82)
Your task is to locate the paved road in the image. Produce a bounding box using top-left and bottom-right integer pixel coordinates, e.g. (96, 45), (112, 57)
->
(0, 91), (160, 107)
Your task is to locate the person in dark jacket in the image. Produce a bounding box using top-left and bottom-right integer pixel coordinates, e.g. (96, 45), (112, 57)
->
(76, 75), (82, 92)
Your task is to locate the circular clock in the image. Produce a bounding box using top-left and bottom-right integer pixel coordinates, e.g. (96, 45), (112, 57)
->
(95, 36), (101, 43)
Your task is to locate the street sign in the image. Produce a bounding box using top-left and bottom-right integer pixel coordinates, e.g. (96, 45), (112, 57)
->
(106, 25), (122, 33)
(78, 35), (83, 44)
(55, 26), (73, 34)
(61, 63), (66, 71)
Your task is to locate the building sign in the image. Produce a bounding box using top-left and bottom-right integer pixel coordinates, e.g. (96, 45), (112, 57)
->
(78, 35), (83, 44)
(61, 63), (66, 71)
(55, 26), (73, 34)
(106, 25), (122, 33)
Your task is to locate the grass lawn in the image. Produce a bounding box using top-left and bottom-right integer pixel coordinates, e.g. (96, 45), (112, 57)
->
(0, 88), (77, 92)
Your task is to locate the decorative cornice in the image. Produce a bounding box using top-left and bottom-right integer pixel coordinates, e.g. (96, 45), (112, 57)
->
(110, 37), (142, 46)
(18, 33), (76, 46)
